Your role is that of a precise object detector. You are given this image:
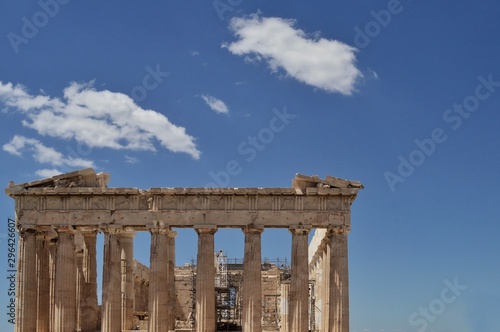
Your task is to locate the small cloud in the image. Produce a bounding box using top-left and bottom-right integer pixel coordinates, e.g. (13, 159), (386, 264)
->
(35, 168), (63, 178)
(2, 135), (35, 156)
(191, 51), (200, 56)
(124, 155), (139, 164)
(369, 68), (379, 80)
(235, 81), (247, 85)
(223, 13), (362, 95)
(201, 94), (230, 114)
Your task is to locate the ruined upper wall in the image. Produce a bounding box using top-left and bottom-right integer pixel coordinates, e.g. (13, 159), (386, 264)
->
(5, 168), (110, 194)
(292, 173), (363, 192)
(5, 169), (362, 230)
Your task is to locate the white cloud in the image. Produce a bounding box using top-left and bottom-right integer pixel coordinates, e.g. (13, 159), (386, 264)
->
(35, 169), (64, 178)
(3, 135), (95, 170)
(368, 68), (379, 80)
(0, 80), (200, 159)
(223, 14), (362, 95)
(2, 135), (37, 156)
(201, 94), (230, 114)
(124, 155), (139, 164)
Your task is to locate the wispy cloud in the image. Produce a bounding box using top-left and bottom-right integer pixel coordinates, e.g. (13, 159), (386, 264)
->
(35, 169), (66, 178)
(124, 155), (139, 164)
(223, 13), (362, 95)
(3, 135), (95, 171)
(0, 80), (201, 159)
(201, 94), (230, 114)
(368, 68), (379, 80)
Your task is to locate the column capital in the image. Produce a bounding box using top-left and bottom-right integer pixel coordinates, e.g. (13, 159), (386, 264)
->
(54, 225), (76, 234)
(18, 225), (37, 234)
(242, 225), (264, 235)
(77, 226), (99, 235)
(35, 227), (57, 240)
(167, 230), (178, 239)
(148, 225), (173, 235)
(99, 225), (122, 235)
(288, 225), (311, 236)
(194, 225), (218, 235)
(121, 227), (136, 238)
(327, 225), (351, 236)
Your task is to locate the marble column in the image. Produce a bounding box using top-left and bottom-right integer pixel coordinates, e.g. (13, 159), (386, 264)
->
(36, 229), (52, 332)
(54, 226), (77, 332)
(101, 227), (122, 332)
(48, 237), (57, 332)
(288, 227), (310, 332)
(242, 226), (264, 332)
(167, 230), (178, 331)
(121, 228), (136, 330)
(194, 226), (218, 332)
(15, 227), (37, 332)
(80, 228), (98, 332)
(148, 227), (173, 332)
(75, 238), (84, 332)
(328, 226), (350, 332)
(279, 282), (289, 332)
(321, 237), (331, 332)
(314, 243), (326, 332)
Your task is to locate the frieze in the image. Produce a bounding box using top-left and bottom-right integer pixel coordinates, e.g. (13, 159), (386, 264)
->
(6, 170), (362, 229)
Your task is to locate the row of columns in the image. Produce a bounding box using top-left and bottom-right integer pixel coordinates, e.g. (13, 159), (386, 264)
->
(16, 225), (349, 332)
(15, 226), (142, 332)
(192, 225), (350, 332)
(310, 226), (350, 332)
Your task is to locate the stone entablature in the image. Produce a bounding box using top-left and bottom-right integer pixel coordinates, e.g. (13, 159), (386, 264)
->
(7, 169), (362, 229)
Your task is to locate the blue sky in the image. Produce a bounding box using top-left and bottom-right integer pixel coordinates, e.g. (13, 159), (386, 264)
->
(1, 0), (499, 331)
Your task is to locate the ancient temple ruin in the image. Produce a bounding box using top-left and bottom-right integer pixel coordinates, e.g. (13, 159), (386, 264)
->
(5, 168), (362, 332)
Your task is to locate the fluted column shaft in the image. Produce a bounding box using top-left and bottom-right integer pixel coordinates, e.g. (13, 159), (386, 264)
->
(167, 230), (177, 331)
(121, 229), (136, 330)
(321, 238), (331, 332)
(148, 227), (176, 332)
(80, 229), (98, 332)
(101, 228), (122, 332)
(48, 238), (57, 332)
(195, 226), (218, 332)
(75, 241), (84, 332)
(36, 230), (52, 332)
(314, 243), (326, 332)
(242, 226), (264, 332)
(54, 226), (77, 332)
(279, 282), (289, 332)
(328, 226), (349, 332)
(313, 258), (321, 331)
(289, 227), (310, 332)
(15, 228), (37, 332)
